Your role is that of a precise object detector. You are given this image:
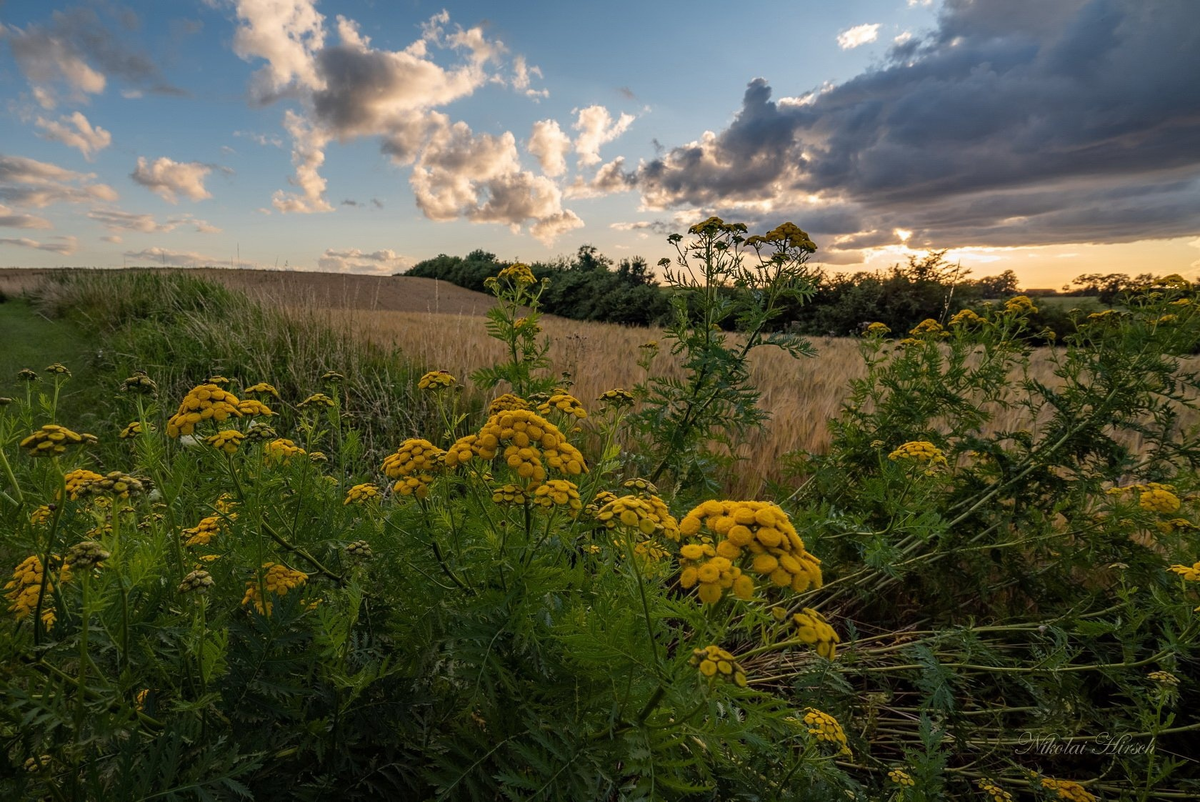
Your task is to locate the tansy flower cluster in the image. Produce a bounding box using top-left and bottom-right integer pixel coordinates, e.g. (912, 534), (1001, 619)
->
(537, 393), (587, 419)
(1005, 295), (1038, 314)
(445, 409), (586, 488)
(864, 322), (891, 336)
(690, 645), (748, 687)
(20, 424), (94, 457)
(30, 505), (53, 526)
(346, 540), (373, 558)
(909, 318), (945, 336)
(492, 484), (527, 505)
(63, 468), (105, 499)
(801, 708), (851, 756)
(182, 514), (233, 547)
(382, 439), (446, 499)
(5, 556), (57, 629)
(167, 384), (241, 437)
(977, 778), (1013, 801)
(594, 495), (679, 541)
(206, 430), (245, 455)
(888, 441), (948, 466)
(1168, 561), (1200, 581)
(532, 479), (583, 516)
(888, 769), (915, 787)
(74, 471), (145, 499)
(45, 362), (71, 377)
(1139, 484), (1182, 514)
(65, 540), (110, 570)
(120, 421), (150, 439)
(237, 398), (275, 418)
(494, 263), (536, 286)
(949, 308), (985, 326)
(344, 483), (381, 505)
(242, 562), (308, 615)
(263, 438), (305, 464)
(179, 569), (214, 593)
(1148, 670), (1180, 686)
(1040, 778), (1096, 802)
(418, 370), (456, 390)
(298, 393), (335, 409)
(598, 388), (634, 408)
(487, 393), (531, 414)
(790, 607), (840, 660)
(677, 500), (823, 603)
(121, 371), (158, 395)
(243, 382), (280, 399)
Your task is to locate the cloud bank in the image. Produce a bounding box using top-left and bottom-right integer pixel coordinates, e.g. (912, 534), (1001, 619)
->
(634, 0), (1200, 262)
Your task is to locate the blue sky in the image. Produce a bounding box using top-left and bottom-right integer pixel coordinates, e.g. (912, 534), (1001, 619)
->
(2, 0), (1198, 286)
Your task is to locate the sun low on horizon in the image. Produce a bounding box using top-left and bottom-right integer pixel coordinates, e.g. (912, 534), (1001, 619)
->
(1, 0), (1198, 289)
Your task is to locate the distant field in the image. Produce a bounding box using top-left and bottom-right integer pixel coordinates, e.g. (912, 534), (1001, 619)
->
(0, 267), (498, 317)
(2, 268), (1116, 494)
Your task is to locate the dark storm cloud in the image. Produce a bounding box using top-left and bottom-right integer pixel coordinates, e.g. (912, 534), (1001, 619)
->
(636, 0), (1200, 249)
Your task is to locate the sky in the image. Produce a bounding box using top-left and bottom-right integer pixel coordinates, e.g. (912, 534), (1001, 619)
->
(1, 0), (1198, 288)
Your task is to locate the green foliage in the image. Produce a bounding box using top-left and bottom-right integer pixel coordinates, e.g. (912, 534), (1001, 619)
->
(2, 262), (1200, 800)
(630, 217), (817, 492)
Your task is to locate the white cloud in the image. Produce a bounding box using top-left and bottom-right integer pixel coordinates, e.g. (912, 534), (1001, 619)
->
(0, 235), (78, 255)
(234, 130), (283, 147)
(837, 23), (881, 49)
(0, 203), (53, 229)
(512, 55), (547, 99)
(908, 0), (933, 6)
(565, 157), (636, 199)
(231, 0), (327, 101)
(411, 117), (582, 244)
(122, 246), (233, 267)
(317, 247), (410, 274)
(894, 31), (914, 45)
(131, 156), (213, 203)
(35, 112), (112, 160)
(6, 27), (106, 103)
(272, 110), (333, 213)
(573, 105), (634, 167)
(88, 208), (220, 234)
(528, 119), (571, 177)
(0, 154), (118, 208)
(102, 234), (122, 243)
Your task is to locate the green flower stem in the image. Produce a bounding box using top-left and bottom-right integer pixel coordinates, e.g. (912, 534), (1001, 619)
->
(21, 655), (163, 730)
(0, 443), (24, 506)
(261, 521), (346, 584)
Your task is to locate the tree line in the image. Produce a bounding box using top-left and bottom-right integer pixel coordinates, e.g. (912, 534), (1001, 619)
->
(402, 246), (1164, 340)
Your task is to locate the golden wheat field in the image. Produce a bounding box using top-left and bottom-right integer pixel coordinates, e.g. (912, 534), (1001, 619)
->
(2, 267), (1152, 495)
